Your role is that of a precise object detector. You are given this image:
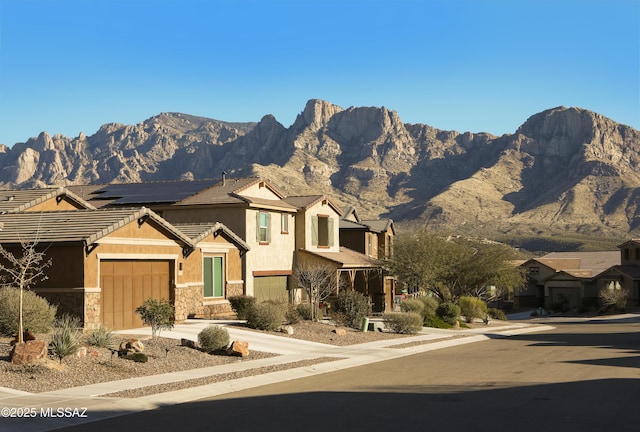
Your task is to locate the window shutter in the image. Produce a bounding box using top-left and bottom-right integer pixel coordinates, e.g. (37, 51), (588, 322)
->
(266, 213), (271, 243)
(203, 257), (213, 297)
(256, 212), (261, 242)
(328, 217), (334, 247)
(311, 215), (318, 246)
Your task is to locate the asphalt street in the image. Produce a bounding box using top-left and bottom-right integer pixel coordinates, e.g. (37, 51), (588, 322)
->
(54, 316), (640, 432)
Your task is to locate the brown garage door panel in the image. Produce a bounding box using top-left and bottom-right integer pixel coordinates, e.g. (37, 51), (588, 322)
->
(100, 260), (171, 330)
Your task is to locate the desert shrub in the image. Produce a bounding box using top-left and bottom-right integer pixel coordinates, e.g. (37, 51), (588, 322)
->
(383, 312), (423, 334)
(436, 302), (461, 325)
(285, 307), (301, 324)
(135, 298), (174, 338)
(198, 325), (230, 352)
(49, 314), (82, 364)
(458, 296), (488, 323)
(400, 299), (424, 314)
(228, 295), (257, 320)
(246, 302), (285, 331)
(331, 290), (369, 329)
(417, 296), (439, 317)
(599, 287), (629, 313)
(84, 326), (116, 348)
(423, 314), (453, 329)
(0, 287), (57, 336)
(487, 308), (507, 321)
(296, 303), (313, 321)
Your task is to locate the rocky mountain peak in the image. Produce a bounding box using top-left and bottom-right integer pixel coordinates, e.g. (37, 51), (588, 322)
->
(292, 99), (344, 131)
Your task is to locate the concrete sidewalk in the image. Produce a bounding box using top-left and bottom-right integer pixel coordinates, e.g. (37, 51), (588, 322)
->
(0, 319), (552, 432)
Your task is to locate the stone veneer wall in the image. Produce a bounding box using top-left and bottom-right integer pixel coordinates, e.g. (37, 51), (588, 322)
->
(174, 284), (203, 322)
(84, 292), (101, 329)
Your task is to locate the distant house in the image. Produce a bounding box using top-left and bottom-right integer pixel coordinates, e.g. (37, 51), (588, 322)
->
(517, 251), (620, 310)
(339, 206), (395, 260)
(594, 239), (640, 307)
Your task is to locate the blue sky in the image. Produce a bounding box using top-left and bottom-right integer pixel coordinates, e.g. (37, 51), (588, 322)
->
(0, 0), (638, 146)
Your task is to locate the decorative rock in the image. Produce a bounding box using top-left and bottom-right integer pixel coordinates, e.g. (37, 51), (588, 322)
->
(280, 325), (294, 335)
(118, 339), (144, 356)
(333, 328), (347, 336)
(10, 330), (37, 346)
(75, 346), (87, 358)
(228, 340), (249, 357)
(10, 340), (46, 365)
(181, 338), (199, 349)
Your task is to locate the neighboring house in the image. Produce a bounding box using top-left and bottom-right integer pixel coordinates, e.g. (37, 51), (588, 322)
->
(517, 251), (620, 310)
(339, 206), (395, 260)
(69, 176), (298, 303)
(0, 208), (198, 330)
(0, 187), (95, 213)
(284, 197), (394, 312)
(594, 239), (640, 307)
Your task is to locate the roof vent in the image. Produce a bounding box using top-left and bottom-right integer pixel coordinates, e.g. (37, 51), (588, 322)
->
(222, 171), (227, 186)
(6, 195), (14, 201)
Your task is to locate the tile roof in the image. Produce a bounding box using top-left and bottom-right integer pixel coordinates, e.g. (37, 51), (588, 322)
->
(361, 219), (395, 234)
(174, 222), (249, 251)
(0, 208), (193, 247)
(298, 247), (378, 269)
(283, 195), (343, 215)
(529, 251), (620, 278)
(0, 187), (95, 213)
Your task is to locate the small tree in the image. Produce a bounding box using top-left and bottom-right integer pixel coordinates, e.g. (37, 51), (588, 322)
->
(0, 239), (52, 344)
(135, 298), (174, 338)
(599, 286), (630, 313)
(293, 262), (339, 321)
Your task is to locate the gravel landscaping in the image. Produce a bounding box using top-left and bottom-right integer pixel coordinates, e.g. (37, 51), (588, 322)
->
(0, 320), (410, 394)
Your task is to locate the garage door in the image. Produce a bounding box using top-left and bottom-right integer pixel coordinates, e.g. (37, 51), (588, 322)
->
(254, 276), (288, 303)
(100, 260), (171, 330)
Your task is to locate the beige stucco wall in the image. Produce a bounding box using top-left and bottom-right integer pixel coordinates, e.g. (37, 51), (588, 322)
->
(300, 201), (340, 253)
(26, 196), (89, 212)
(239, 182), (281, 200)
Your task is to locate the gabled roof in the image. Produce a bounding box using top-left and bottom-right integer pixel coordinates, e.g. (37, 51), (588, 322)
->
(0, 208), (194, 248)
(617, 239), (640, 249)
(284, 195), (343, 215)
(523, 251), (620, 279)
(174, 222), (249, 252)
(361, 219), (395, 234)
(179, 177), (285, 205)
(298, 247), (378, 269)
(596, 265), (640, 280)
(0, 187), (95, 213)
(341, 206), (361, 222)
(339, 219), (369, 230)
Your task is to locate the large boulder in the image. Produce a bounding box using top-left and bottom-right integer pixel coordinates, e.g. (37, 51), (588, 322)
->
(228, 340), (249, 357)
(10, 340), (46, 365)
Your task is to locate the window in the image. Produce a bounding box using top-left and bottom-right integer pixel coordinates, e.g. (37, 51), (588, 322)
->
(529, 266), (539, 275)
(257, 211), (271, 243)
(203, 256), (224, 298)
(281, 214), (288, 234)
(367, 233), (373, 257)
(624, 248), (630, 260)
(635, 248), (640, 260)
(312, 215), (334, 247)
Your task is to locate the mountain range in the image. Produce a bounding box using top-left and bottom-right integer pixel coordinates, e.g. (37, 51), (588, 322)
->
(1, 99), (639, 247)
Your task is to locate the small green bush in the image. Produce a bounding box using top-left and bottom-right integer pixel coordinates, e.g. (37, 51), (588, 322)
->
(49, 314), (82, 364)
(458, 296), (488, 323)
(84, 326), (116, 348)
(400, 299), (424, 314)
(135, 298), (174, 338)
(296, 303), (313, 321)
(331, 290), (369, 329)
(246, 302), (285, 331)
(423, 314), (453, 329)
(417, 296), (439, 317)
(383, 312), (423, 334)
(285, 307), (301, 324)
(487, 308), (507, 321)
(436, 302), (461, 325)
(0, 287), (57, 335)
(198, 325), (230, 352)
(228, 295), (257, 320)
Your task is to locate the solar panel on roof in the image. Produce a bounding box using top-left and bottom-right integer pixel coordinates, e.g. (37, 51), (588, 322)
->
(94, 179), (220, 204)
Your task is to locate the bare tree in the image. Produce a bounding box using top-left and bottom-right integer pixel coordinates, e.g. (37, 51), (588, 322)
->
(0, 239), (51, 343)
(292, 262), (339, 321)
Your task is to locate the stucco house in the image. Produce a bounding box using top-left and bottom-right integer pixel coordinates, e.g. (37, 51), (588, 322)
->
(286, 196), (394, 312)
(517, 251), (620, 310)
(0, 208), (248, 330)
(69, 176), (297, 303)
(594, 239), (640, 308)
